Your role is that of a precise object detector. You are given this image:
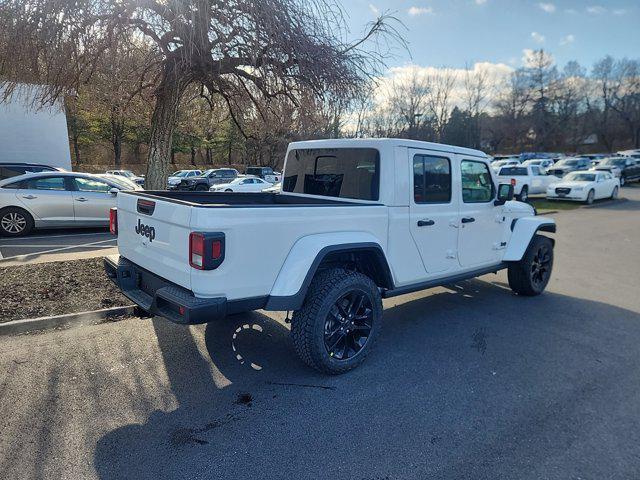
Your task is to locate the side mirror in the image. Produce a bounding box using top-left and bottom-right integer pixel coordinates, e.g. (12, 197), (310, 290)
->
(494, 183), (514, 206)
(109, 188), (119, 195)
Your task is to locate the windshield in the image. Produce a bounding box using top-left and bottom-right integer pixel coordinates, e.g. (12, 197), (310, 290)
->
(566, 172), (596, 182)
(599, 158), (626, 167)
(499, 167), (528, 176)
(172, 171), (189, 177)
(493, 160), (509, 167)
(556, 159), (580, 167)
(119, 170), (135, 178)
(98, 175), (137, 189)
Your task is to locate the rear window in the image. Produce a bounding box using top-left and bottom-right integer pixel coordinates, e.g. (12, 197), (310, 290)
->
(283, 148), (380, 201)
(499, 167), (528, 176)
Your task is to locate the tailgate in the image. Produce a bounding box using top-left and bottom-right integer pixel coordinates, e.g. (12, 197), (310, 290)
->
(116, 193), (192, 290)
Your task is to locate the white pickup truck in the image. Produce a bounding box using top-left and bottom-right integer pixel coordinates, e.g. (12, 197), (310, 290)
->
(105, 139), (556, 374)
(497, 164), (560, 202)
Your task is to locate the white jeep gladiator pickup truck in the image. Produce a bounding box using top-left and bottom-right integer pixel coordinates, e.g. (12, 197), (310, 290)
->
(496, 164), (560, 202)
(105, 139), (556, 374)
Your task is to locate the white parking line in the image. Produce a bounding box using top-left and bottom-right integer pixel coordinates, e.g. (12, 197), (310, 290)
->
(0, 238), (116, 262)
(0, 244), (115, 248)
(0, 243), (116, 248)
(0, 231), (112, 243)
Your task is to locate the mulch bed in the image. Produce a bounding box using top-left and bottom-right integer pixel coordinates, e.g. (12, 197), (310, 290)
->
(0, 257), (130, 322)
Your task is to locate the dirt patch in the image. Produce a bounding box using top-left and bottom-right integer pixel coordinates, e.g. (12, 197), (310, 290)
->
(0, 257), (129, 322)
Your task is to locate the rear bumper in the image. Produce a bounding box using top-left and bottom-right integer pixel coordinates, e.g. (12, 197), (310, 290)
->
(104, 255), (226, 324)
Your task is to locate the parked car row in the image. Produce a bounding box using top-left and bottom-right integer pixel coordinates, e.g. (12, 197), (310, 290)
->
(165, 166), (281, 190)
(0, 171), (142, 236)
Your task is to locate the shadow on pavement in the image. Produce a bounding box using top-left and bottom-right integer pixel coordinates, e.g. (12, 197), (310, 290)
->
(91, 279), (640, 479)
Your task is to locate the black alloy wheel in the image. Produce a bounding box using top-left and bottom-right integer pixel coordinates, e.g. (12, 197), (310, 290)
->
(323, 290), (373, 361)
(530, 243), (552, 289)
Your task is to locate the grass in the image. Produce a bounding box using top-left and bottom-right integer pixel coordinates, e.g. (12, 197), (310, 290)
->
(529, 197), (583, 212)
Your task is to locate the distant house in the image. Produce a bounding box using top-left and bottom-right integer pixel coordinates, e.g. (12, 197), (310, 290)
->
(0, 85), (72, 170)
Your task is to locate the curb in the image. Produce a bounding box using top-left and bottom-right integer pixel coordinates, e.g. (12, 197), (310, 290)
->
(0, 305), (136, 336)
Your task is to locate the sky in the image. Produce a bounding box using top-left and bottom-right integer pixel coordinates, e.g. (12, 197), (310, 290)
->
(342, 0), (640, 72)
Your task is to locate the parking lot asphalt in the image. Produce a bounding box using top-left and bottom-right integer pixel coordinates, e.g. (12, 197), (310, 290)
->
(0, 228), (115, 262)
(1, 185), (639, 480)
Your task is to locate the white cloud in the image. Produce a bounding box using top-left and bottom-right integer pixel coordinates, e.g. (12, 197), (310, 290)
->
(377, 62), (513, 108)
(531, 31), (545, 44)
(612, 8), (626, 15)
(407, 6), (434, 16)
(538, 3), (556, 13)
(521, 49), (555, 68)
(368, 3), (379, 15)
(586, 5), (606, 14)
(475, 0), (488, 5)
(565, 8), (578, 14)
(560, 34), (575, 46)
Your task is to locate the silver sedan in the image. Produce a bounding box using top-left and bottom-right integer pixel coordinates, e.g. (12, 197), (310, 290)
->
(0, 171), (142, 236)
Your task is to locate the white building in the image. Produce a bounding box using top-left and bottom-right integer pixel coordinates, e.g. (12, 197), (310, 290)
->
(0, 85), (72, 170)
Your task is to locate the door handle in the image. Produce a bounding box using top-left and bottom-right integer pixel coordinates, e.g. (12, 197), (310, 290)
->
(75, 197), (88, 202)
(22, 195), (37, 200)
(417, 219), (435, 227)
(461, 217), (475, 224)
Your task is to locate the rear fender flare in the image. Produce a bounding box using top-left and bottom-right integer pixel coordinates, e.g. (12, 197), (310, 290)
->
(265, 232), (390, 311)
(503, 216), (556, 262)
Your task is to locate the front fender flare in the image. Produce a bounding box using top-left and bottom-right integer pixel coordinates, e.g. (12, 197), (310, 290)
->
(503, 216), (556, 262)
(264, 232), (388, 311)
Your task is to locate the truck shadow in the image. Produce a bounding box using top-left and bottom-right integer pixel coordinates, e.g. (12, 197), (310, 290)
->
(93, 278), (640, 479)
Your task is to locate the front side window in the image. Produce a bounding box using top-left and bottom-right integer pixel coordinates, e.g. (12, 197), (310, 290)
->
(28, 176), (67, 191)
(283, 148), (380, 201)
(413, 155), (451, 204)
(461, 160), (494, 203)
(75, 177), (111, 192)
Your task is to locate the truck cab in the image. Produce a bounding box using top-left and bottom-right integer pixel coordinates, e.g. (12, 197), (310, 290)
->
(106, 139), (555, 374)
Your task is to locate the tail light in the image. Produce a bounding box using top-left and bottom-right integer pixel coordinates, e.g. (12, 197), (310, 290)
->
(189, 232), (225, 270)
(109, 208), (118, 235)
(510, 178), (517, 186)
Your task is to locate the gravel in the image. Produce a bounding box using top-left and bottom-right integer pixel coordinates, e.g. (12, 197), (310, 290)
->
(0, 257), (129, 322)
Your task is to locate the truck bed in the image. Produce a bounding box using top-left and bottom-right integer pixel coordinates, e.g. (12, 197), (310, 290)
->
(129, 191), (371, 207)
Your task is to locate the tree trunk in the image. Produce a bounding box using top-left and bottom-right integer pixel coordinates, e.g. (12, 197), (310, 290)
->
(72, 134), (81, 165)
(190, 146), (196, 165)
(145, 67), (188, 189)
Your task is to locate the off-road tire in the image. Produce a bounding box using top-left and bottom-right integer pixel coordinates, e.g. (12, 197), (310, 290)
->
(195, 184), (209, 191)
(508, 234), (554, 296)
(0, 207), (34, 237)
(620, 175), (626, 187)
(291, 268), (383, 375)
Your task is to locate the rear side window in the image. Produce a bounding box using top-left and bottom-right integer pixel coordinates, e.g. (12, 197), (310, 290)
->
(413, 155), (451, 203)
(1, 180), (26, 189)
(461, 160), (494, 203)
(283, 148), (380, 201)
(27, 176), (67, 191)
(500, 167), (528, 176)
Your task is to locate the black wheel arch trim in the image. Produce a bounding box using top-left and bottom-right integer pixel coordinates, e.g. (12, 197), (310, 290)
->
(264, 242), (393, 311)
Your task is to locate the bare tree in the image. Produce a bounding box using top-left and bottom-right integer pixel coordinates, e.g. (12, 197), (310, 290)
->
(462, 65), (490, 148)
(385, 70), (430, 138)
(425, 69), (457, 142)
(0, 0), (402, 188)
